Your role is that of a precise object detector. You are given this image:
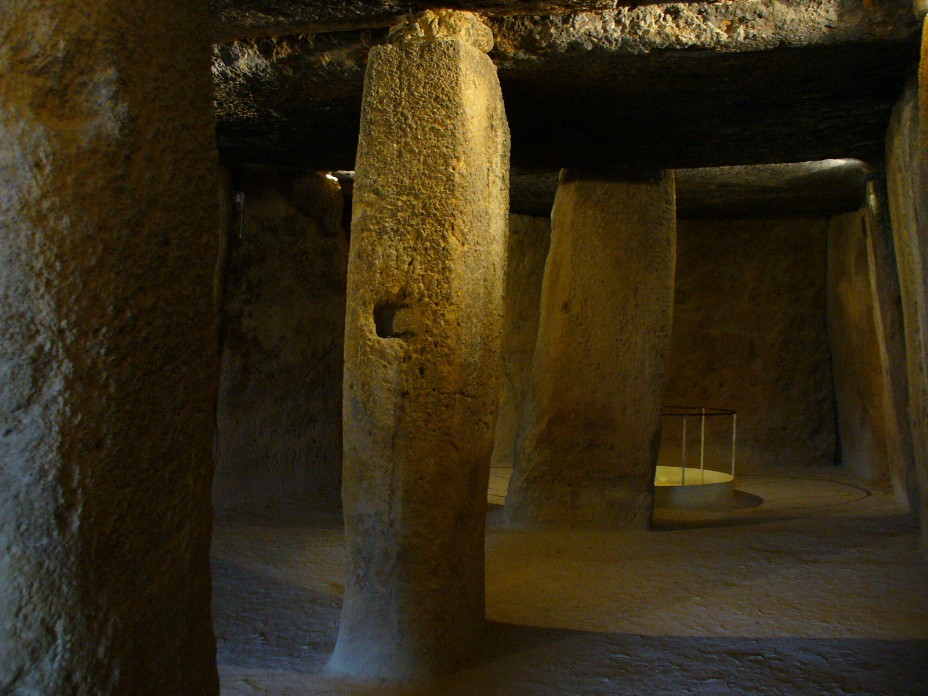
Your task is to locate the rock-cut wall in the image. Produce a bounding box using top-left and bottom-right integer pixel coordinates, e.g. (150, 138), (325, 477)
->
(213, 166), (349, 512)
(663, 218), (837, 472)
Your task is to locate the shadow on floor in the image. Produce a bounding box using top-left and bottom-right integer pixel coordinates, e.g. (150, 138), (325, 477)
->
(212, 557), (341, 674)
(452, 621), (928, 696)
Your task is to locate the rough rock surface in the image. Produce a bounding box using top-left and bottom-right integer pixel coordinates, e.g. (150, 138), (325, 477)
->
(0, 2), (219, 693)
(827, 210), (892, 486)
(212, 0), (916, 40)
(491, 215), (551, 471)
(213, 474), (928, 695)
(213, 167), (349, 512)
(663, 219), (836, 473)
(507, 170), (676, 529)
(212, 0), (621, 39)
(213, 0), (920, 168)
(866, 178), (920, 509)
(675, 161), (869, 219)
(331, 11), (510, 679)
(511, 161), (870, 219)
(886, 76), (928, 556)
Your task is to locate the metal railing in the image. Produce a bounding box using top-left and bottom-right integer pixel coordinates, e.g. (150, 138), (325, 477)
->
(660, 406), (737, 485)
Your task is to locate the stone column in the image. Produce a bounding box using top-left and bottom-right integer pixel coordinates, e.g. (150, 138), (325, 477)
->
(0, 2), (219, 694)
(886, 19), (928, 554)
(491, 215), (552, 474)
(329, 10), (509, 680)
(507, 170), (676, 529)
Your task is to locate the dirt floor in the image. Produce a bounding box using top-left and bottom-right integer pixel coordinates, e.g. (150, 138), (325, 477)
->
(213, 469), (928, 695)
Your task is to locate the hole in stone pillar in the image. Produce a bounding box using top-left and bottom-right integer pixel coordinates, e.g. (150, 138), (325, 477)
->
(374, 302), (417, 338)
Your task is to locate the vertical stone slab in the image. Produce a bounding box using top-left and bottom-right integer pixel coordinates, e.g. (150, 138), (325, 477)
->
(0, 1), (219, 693)
(826, 210), (892, 486)
(664, 218), (835, 472)
(330, 10), (509, 679)
(865, 180), (919, 509)
(213, 167), (349, 511)
(886, 73), (928, 555)
(491, 215), (552, 472)
(507, 170), (676, 529)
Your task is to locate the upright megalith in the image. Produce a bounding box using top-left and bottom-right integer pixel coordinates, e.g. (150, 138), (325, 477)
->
(886, 42), (928, 555)
(491, 215), (552, 472)
(827, 210), (893, 486)
(330, 10), (510, 679)
(0, 1), (219, 693)
(507, 170), (676, 529)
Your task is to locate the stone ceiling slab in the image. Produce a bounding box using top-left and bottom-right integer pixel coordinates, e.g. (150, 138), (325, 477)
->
(213, 1), (920, 170)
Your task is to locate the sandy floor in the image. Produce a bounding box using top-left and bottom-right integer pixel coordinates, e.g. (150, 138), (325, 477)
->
(213, 470), (928, 695)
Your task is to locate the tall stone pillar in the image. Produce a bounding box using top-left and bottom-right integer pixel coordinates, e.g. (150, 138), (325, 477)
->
(0, 2), (219, 693)
(885, 10), (928, 555)
(507, 170), (676, 529)
(330, 10), (509, 680)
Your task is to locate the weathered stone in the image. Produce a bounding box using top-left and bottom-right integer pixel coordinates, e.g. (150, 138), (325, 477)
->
(663, 219), (836, 473)
(865, 178), (920, 509)
(213, 167), (349, 512)
(506, 170), (676, 529)
(329, 11), (510, 679)
(213, 1), (920, 169)
(675, 161), (869, 220)
(388, 8), (495, 51)
(211, 0), (917, 41)
(827, 210), (892, 486)
(491, 215), (551, 472)
(0, 2), (219, 692)
(510, 161), (871, 219)
(886, 78), (928, 556)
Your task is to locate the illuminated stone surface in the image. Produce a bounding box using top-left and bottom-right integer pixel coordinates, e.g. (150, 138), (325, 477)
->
(507, 170), (676, 529)
(330, 10), (510, 679)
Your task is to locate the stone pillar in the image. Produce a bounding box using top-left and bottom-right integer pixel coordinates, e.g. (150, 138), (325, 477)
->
(507, 170), (676, 529)
(491, 215), (552, 473)
(885, 70), (928, 555)
(330, 10), (510, 680)
(0, 2), (219, 694)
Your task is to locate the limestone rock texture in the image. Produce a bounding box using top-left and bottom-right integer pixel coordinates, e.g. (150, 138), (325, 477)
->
(827, 210), (893, 486)
(510, 161), (870, 219)
(866, 179), (920, 510)
(212, 0), (620, 39)
(886, 77), (928, 555)
(491, 215), (551, 471)
(213, 0), (919, 169)
(330, 11), (510, 679)
(663, 219), (835, 473)
(0, 2), (219, 693)
(506, 170), (676, 530)
(213, 167), (349, 512)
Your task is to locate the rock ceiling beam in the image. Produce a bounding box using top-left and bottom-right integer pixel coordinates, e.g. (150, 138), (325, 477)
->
(212, 1), (683, 40)
(213, 0), (921, 170)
